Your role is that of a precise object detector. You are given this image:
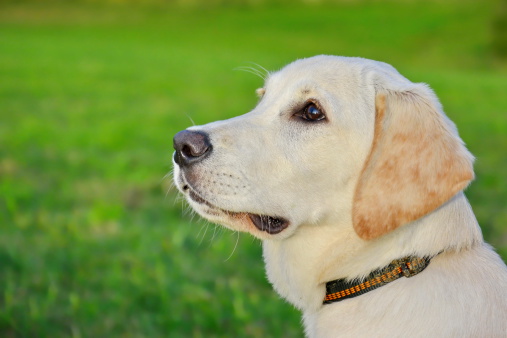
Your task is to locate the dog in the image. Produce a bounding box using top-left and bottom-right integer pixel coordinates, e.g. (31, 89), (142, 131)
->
(172, 55), (507, 337)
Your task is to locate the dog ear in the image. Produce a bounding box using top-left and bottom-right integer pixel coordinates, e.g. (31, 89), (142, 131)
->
(353, 85), (474, 240)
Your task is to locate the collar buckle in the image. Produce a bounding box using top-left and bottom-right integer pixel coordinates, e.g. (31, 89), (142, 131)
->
(397, 256), (430, 278)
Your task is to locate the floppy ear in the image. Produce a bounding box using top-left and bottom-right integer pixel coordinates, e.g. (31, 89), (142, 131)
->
(353, 85), (475, 240)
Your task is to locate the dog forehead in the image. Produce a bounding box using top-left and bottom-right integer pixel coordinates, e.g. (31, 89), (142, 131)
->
(266, 55), (405, 91)
(264, 56), (369, 95)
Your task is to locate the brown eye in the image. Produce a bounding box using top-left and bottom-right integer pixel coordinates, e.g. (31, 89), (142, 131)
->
(302, 103), (325, 121)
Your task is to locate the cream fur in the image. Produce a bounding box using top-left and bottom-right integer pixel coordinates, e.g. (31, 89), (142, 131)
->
(173, 55), (507, 337)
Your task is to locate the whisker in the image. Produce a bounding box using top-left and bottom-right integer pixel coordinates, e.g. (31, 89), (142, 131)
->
(184, 113), (196, 126)
(234, 66), (267, 80)
(210, 224), (220, 243)
(224, 231), (240, 262)
(162, 169), (174, 181)
(233, 66), (261, 78)
(165, 183), (176, 199)
(247, 61), (270, 79)
(171, 193), (181, 207)
(197, 221), (210, 245)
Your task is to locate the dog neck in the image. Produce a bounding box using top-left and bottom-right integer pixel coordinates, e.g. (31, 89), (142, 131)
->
(262, 191), (483, 313)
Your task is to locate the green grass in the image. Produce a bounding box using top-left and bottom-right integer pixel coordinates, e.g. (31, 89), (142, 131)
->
(0, 1), (506, 337)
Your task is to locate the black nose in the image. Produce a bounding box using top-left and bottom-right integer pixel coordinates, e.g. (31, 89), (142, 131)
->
(173, 130), (212, 167)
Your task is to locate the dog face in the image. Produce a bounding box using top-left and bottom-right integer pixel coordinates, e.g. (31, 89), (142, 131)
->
(173, 55), (474, 240)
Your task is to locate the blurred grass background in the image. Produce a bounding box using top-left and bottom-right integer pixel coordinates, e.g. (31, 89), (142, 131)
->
(0, 0), (506, 336)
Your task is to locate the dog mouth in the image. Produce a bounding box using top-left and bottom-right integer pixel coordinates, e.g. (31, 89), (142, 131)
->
(183, 184), (289, 235)
(247, 214), (289, 234)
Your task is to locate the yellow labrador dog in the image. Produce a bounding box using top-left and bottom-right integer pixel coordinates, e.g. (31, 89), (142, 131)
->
(172, 56), (507, 337)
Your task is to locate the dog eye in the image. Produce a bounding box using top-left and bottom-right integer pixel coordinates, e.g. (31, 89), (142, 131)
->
(301, 103), (326, 122)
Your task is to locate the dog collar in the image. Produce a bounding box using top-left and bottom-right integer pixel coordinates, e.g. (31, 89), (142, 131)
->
(323, 255), (433, 304)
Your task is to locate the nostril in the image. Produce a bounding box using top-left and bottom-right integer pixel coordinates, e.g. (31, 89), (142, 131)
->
(181, 143), (210, 158)
(173, 130), (212, 166)
(181, 145), (193, 158)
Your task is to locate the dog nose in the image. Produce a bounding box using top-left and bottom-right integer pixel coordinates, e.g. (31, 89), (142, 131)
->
(173, 130), (212, 167)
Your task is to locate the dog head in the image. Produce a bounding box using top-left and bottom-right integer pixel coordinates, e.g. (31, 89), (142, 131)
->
(172, 55), (474, 241)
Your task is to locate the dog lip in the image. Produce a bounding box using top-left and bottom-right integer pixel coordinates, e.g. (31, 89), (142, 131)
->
(248, 214), (289, 234)
(182, 182), (289, 235)
(187, 188), (207, 205)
